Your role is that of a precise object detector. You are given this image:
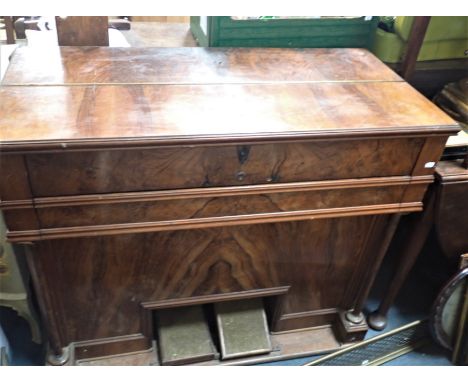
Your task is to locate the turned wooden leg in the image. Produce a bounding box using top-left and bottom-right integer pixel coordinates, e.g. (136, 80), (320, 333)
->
(368, 188), (436, 330)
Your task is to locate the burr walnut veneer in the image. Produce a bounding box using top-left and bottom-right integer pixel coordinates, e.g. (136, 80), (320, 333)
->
(0, 47), (459, 364)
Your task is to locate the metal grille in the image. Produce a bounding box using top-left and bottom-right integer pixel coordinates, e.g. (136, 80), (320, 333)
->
(308, 320), (428, 366)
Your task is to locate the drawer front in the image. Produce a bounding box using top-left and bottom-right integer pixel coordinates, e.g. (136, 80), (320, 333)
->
(25, 138), (424, 197)
(33, 183), (407, 229)
(5, 174), (431, 242)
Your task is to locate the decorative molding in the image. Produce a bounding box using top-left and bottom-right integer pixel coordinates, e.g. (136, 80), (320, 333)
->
(0, 199), (34, 209)
(437, 174), (468, 183)
(273, 308), (339, 333)
(280, 308), (338, 320)
(0, 175), (433, 209)
(7, 203), (422, 242)
(0, 127), (459, 154)
(72, 333), (151, 361)
(141, 286), (290, 310)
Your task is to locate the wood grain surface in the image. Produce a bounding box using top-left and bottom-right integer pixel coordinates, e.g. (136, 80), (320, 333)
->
(0, 47), (458, 361)
(55, 17), (109, 47)
(19, 139), (424, 196)
(0, 82), (456, 149)
(29, 216), (386, 343)
(2, 47), (402, 85)
(434, 160), (468, 258)
(30, 186), (406, 226)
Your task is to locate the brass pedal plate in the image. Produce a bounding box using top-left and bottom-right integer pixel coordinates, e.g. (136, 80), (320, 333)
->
(215, 299), (272, 360)
(157, 306), (217, 365)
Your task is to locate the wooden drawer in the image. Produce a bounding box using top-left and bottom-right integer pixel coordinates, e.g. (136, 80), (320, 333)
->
(33, 184), (404, 230)
(4, 176), (431, 241)
(24, 138), (424, 197)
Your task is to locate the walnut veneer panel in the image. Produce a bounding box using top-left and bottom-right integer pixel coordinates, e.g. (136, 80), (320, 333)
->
(32, 184), (408, 229)
(2, 47), (402, 85)
(31, 217), (383, 343)
(22, 139), (423, 197)
(0, 82), (456, 149)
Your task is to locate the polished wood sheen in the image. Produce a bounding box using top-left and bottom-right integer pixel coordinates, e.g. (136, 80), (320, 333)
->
(22, 139), (424, 196)
(2, 47), (403, 85)
(0, 82), (456, 149)
(30, 217), (388, 340)
(0, 47), (458, 363)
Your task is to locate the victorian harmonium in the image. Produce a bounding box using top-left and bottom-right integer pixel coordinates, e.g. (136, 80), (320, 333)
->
(0, 47), (459, 365)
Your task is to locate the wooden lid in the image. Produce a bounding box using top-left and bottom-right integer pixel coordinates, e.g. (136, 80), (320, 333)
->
(2, 47), (403, 85)
(0, 47), (459, 152)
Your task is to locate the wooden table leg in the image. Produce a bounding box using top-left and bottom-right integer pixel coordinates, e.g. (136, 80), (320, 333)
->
(368, 187), (436, 330)
(4, 17), (15, 44)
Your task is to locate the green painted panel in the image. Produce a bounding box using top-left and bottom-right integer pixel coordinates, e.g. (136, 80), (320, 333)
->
(395, 16), (468, 42)
(190, 16), (378, 49)
(372, 18), (468, 63)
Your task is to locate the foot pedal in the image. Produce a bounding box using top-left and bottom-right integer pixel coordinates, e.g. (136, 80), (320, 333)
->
(157, 306), (217, 365)
(215, 299), (272, 360)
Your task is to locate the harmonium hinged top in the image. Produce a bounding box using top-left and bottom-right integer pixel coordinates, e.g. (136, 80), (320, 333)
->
(0, 47), (457, 151)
